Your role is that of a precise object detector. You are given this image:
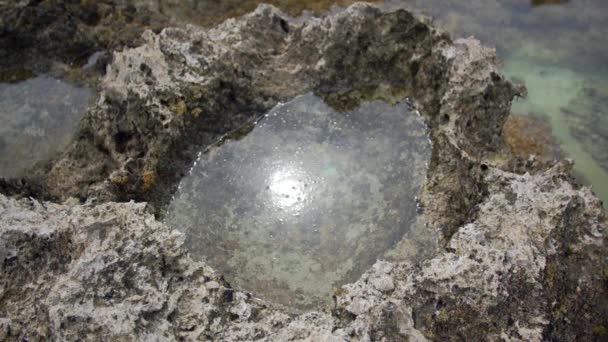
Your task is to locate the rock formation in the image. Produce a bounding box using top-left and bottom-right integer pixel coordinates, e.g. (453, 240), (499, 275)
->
(0, 3), (606, 341)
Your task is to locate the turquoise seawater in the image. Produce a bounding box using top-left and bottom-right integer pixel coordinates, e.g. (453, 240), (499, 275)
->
(397, 0), (608, 206)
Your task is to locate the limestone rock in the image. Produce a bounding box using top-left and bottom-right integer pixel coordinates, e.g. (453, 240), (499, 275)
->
(0, 3), (605, 341)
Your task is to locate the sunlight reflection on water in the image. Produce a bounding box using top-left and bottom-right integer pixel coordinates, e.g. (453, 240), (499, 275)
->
(166, 93), (431, 309)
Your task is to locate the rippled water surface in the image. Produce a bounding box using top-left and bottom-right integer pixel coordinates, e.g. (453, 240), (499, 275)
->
(0, 75), (93, 178)
(166, 94), (431, 309)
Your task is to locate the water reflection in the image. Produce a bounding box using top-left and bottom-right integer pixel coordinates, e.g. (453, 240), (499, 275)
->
(268, 165), (308, 210)
(0, 75), (93, 178)
(166, 93), (431, 309)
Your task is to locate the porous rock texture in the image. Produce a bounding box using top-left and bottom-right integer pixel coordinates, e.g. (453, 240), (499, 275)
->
(1, 3), (607, 341)
(0, 0), (168, 74)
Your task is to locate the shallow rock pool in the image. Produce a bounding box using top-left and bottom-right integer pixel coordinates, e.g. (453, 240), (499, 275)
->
(166, 93), (431, 309)
(0, 75), (93, 178)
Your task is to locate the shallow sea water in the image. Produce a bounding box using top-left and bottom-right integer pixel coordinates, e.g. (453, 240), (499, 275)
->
(398, 0), (608, 206)
(166, 93), (431, 309)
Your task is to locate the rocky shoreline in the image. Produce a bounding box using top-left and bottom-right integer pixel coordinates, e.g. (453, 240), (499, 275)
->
(0, 2), (606, 341)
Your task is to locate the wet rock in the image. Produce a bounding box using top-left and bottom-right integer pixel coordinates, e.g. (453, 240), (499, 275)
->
(135, 0), (384, 28)
(0, 3), (605, 341)
(35, 4), (516, 229)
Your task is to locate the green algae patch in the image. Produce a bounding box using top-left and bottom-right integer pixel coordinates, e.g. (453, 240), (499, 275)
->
(166, 93), (431, 309)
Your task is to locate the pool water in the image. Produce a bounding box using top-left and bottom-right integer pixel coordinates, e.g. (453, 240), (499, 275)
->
(166, 93), (431, 309)
(0, 75), (93, 178)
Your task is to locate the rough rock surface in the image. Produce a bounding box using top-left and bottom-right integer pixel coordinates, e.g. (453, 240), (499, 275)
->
(2, 163), (605, 341)
(0, 0), (168, 75)
(0, 3), (607, 341)
(36, 3), (460, 211)
(30, 2), (516, 233)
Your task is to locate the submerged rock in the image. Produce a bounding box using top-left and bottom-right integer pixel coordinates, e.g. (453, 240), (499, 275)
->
(0, 2), (606, 341)
(530, 0), (570, 6)
(503, 113), (563, 161)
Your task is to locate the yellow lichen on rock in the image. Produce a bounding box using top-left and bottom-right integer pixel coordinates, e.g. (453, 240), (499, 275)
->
(111, 174), (130, 186)
(142, 170), (156, 191)
(191, 108), (203, 118)
(171, 99), (187, 116)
